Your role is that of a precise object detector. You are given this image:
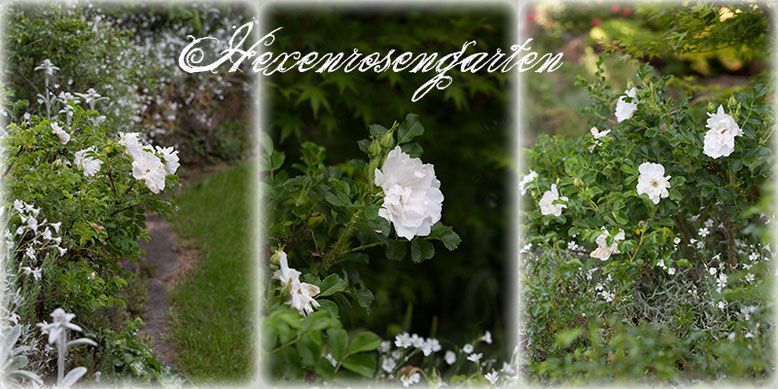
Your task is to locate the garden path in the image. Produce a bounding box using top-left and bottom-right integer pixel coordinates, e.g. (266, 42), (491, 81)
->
(136, 214), (195, 370)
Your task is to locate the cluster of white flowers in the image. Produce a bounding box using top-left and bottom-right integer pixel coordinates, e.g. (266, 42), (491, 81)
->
(399, 372), (421, 387)
(539, 184), (568, 217)
(594, 283), (615, 302)
(374, 146), (444, 240)
(394, 332), (442, 356)
(119, 132), (179, 193)
(589, 228), (625, 261)
(703, 105), (742, 159)
(636, 162), (671, 204)
(8, 200), (68, 282)
(272, 250), (320, 316)
(656, 259), (676, 276)
(615, 87), (638, 122)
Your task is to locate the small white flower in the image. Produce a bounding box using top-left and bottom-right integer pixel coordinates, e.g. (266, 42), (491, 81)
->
(698, 227), (709, 237)
(728, 332), (736, 341)
(703, 105), (742, 159)
(673, 237), (681, 245)
(50, 122), (70, 144)
(374, 146), (444, 240)
(636, 162), (671, 204)
(481, 330), (492, 344)
(25, 246), (36, 260)
(381, 357), (396, 373)
(467, 353), (483, 363)
(538, 184), (567, 217)
(745, 332), (754, 339)
(410, 334), (425, 348)
(444, 350), (456, 365)
(462, 343), (473, 354)
(51, 222), (61, 234)
(325, 353), (337, 367)
(709, 267), (717, 275)
(718, 301), (726, 310)
(34, 59), (60, 76)
(391, 349), (403, 359)
(58, 246), (67, 256)
(520, 243), (532, 254)
(74, 147), (103, 177)
(400, 372), (421, 387)
(745, 273), (755, 283)
(749, 251), (760, 262)
(379, 340), (392, 353)
(501, 362), (516, 375)
(395, 332), (412, 348)
(519, 170), (538, 196)
(485, 370), (499, 384)
(667, 267), (676, 276)
(615, 87), (638, 122)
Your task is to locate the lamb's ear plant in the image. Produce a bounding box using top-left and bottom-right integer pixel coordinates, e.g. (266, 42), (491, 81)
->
(1, 325), (44, 386)
(36, 308), (97, 388)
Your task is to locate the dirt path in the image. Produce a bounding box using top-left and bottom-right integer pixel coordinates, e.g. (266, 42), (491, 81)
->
(136, 214), (196, 370)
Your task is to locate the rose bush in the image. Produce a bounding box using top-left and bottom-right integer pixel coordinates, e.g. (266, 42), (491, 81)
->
(521, 58), (773, 383)
(262, 114), (518, 385)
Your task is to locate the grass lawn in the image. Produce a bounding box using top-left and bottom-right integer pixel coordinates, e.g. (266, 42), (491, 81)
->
(169, 162), (254, 382)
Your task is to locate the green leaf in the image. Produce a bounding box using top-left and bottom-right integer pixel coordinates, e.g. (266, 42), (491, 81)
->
(347, 331), (382, 355)
(385, 240), (407, 261)
(369, 124), (389, 136)
(429, 223), (461, 250)
(296, 335), (319, 367)
(410, 239), (435, 263)
(327, 328), (348, 362)
(397, 113), (424, 144)
(319, 274), (347, 297)
(355, 289), (375, 313)
(341, 353), (377, 377)
(318, 299), (339, 318)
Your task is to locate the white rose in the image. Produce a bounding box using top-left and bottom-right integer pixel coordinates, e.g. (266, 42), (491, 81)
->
(74, 147), (103, 177)
(590, 228), (625, 261)
(636, 162), (671, 204)
(119, 132), (144, 159)
(51, 123), (70, 144)
(155, 145), (180, 175)
(519, 170), (538, 196)
(538, 183), (567, 217)
(615, 87), (638, 122)
(703, 105), (742, 159)
(132, 150), (166, 193)
(374, 146), (444, 240)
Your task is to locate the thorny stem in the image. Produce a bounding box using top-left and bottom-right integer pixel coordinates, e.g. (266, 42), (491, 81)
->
(322, 209), (363, 269)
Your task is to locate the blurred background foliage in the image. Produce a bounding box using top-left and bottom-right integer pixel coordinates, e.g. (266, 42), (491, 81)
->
(524, 0), (772, 140)
(265, 3), (514, 355)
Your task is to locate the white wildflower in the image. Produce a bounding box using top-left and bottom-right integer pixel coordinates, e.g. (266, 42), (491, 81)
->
(703, 105), (742, 159)
(519, 170), (538, 196)
(615, 87), (638, 122)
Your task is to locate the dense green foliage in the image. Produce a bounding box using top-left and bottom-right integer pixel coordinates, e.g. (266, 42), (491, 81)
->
(521, 1), (774, 383)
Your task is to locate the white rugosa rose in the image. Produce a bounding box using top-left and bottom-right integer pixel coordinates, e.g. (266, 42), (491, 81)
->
(703, 105), (742, 159)
(615, 87), (638, 122)
(50, 123), (70, 144)
(155, 145), (180, 175)
(272, 250), (320, 316)
(590, 228), (625, 261)
(132, 150), (167, 194)
(374, 146), (444, 240)
(538, 183), (567, 217)
(636, 162), (671, 204)
(519, 170), (538, 196)
(74, 147), (103, 177)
